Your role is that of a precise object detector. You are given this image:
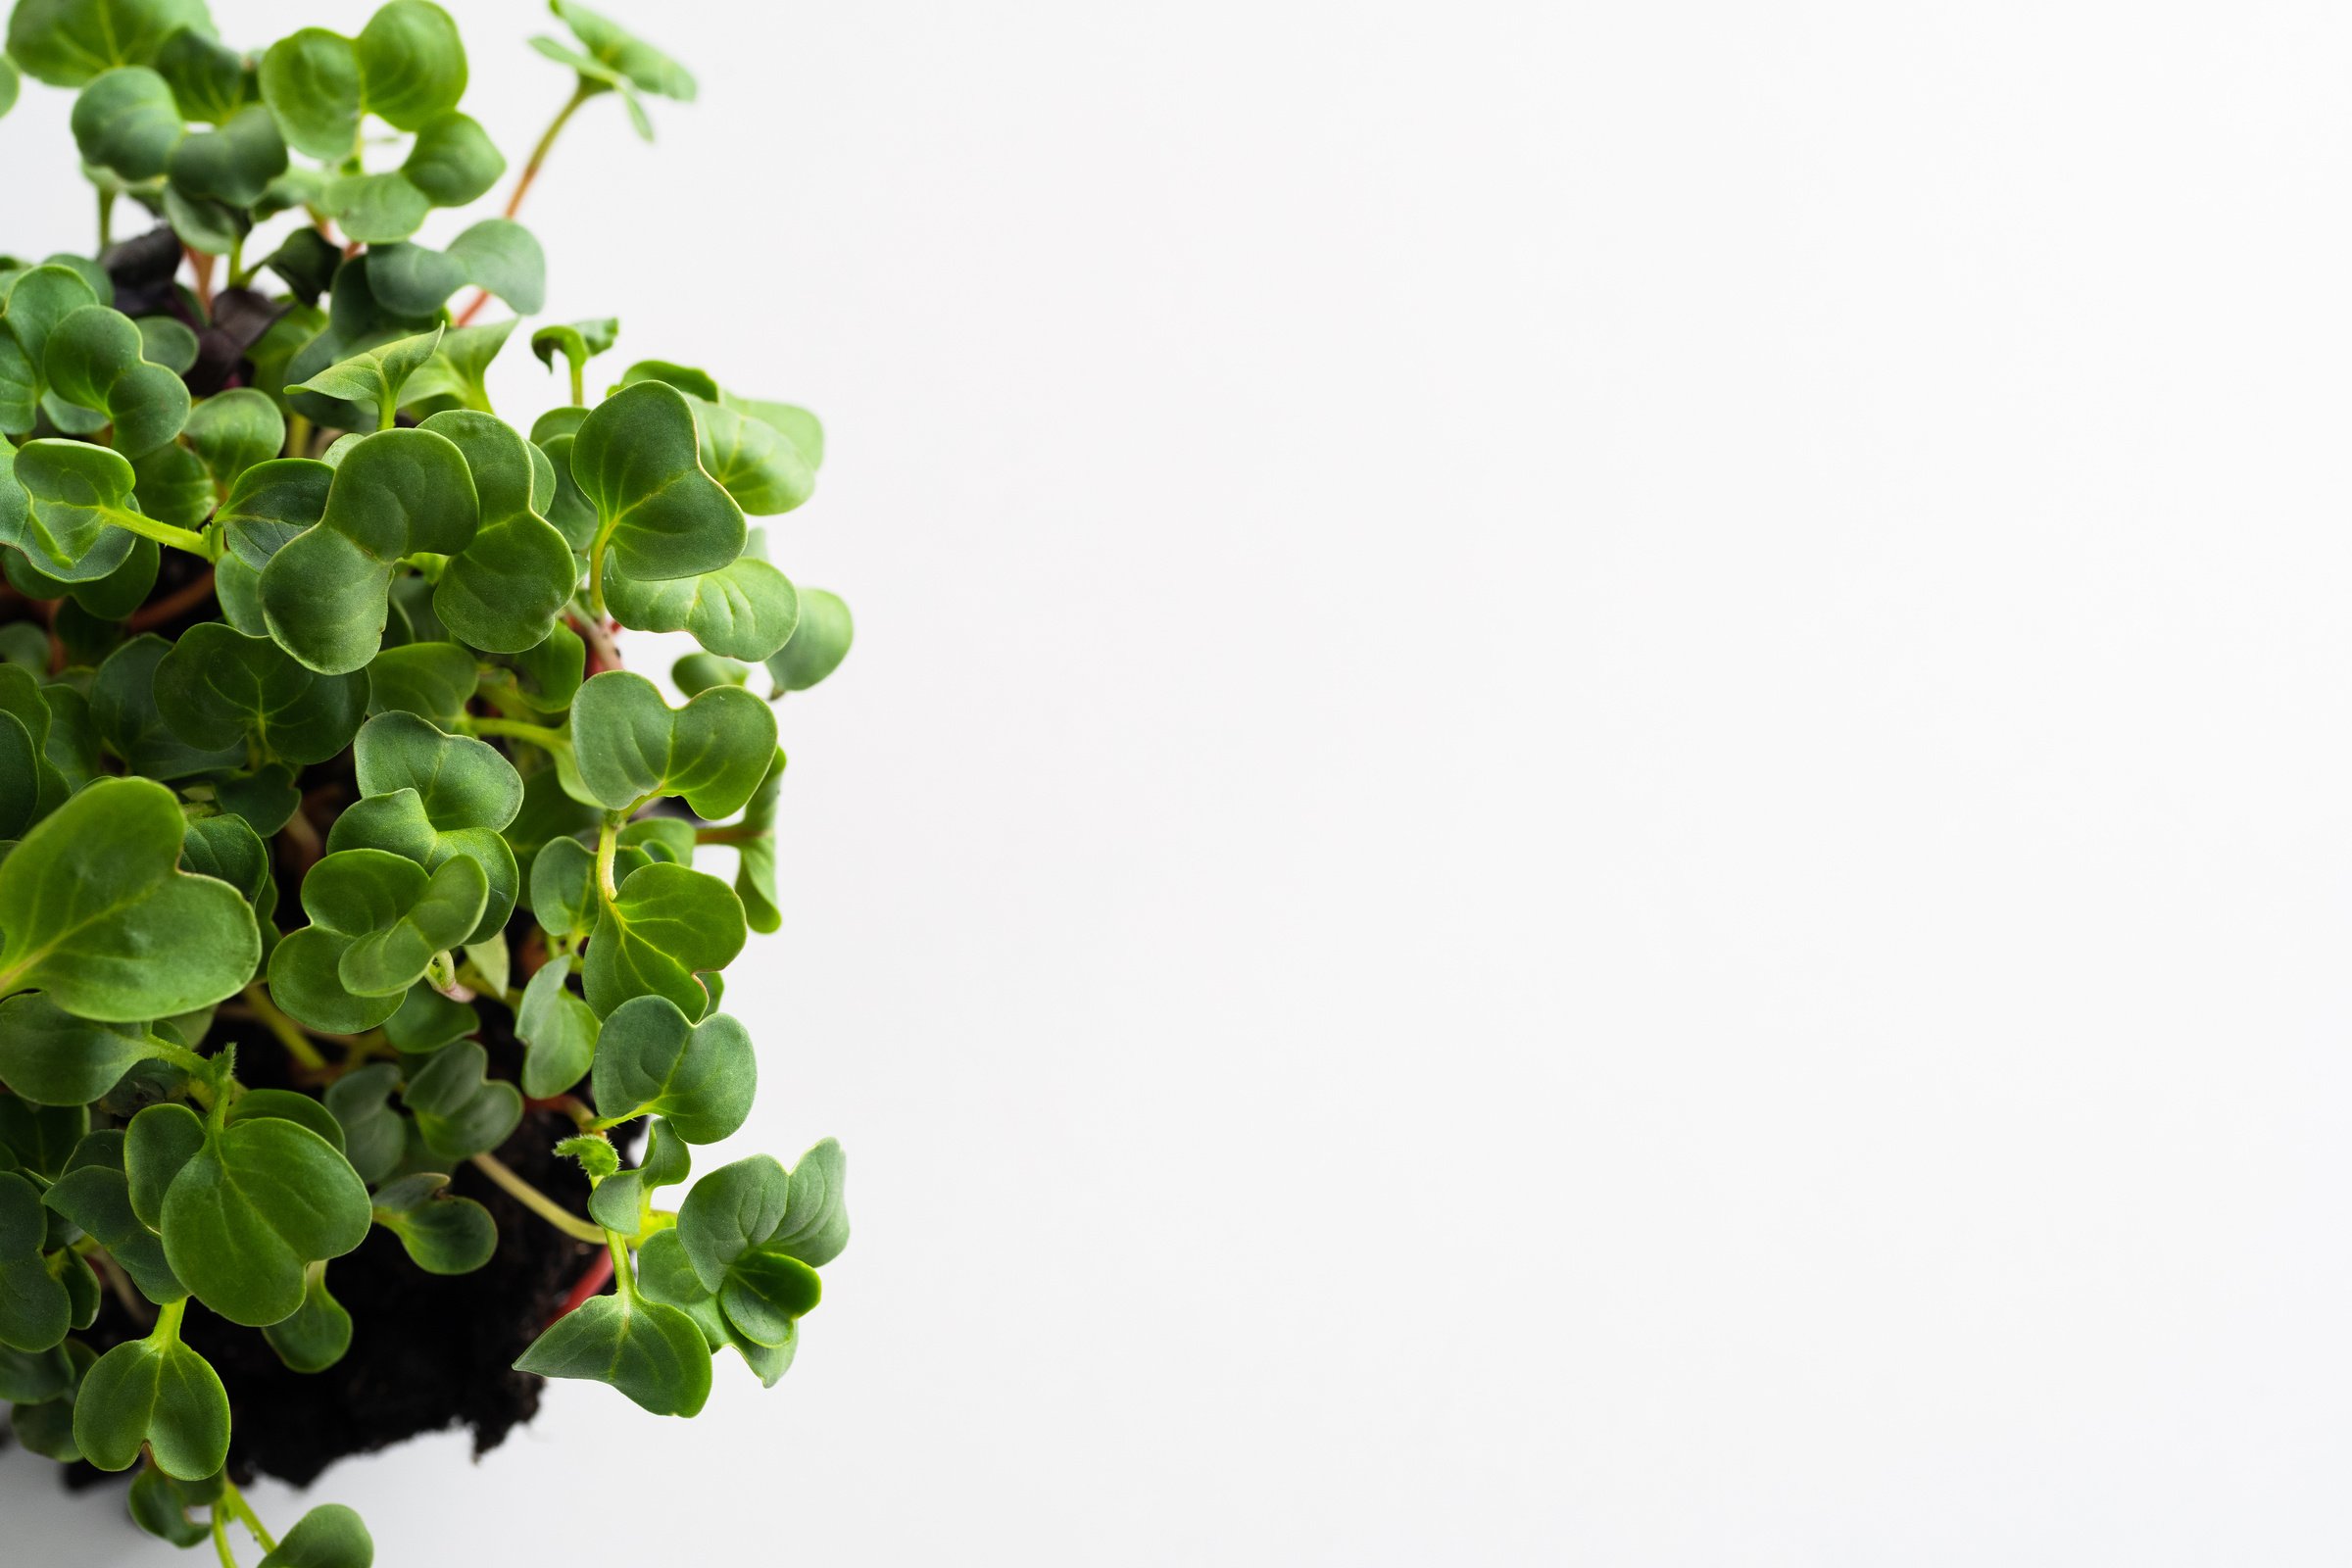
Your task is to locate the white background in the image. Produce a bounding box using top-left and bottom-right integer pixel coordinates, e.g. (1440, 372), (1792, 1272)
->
(7, 1), (2350, 1562)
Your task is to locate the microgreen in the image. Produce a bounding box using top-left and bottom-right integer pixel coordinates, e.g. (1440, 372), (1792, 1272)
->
(0, 2), (857, 1551)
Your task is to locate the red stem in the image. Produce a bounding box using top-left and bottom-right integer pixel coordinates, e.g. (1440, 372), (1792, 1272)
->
(551, 1250), (614, 1324)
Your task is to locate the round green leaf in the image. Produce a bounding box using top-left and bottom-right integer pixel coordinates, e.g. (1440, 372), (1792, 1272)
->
(160, 1115), (371, 1326)
(257, 1502), (375, 1568)
(591, 995), (755, 1144)
(42, 305), (191, 457)
(0, 993), (156, 1104)
(569, 669), (777, 817)
(766, 587), (854, 693)
(72, 1333), (228, 1478)
(260, 26), (361, 161)
(581, 860), (746, 1018)
(513, 1291), (710, 1417)
(573, 379), (744, 583)
(0, 777), (262, 1020)
(6, 0), (214, 88)
(261, 1263), (352, 1372)
(154, 622), (368, 765)
(354, 0), (466, 130)
(71, 67), (184, 180)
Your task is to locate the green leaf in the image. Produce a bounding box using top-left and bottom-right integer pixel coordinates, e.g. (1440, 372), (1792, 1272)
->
(0, 1170), (71, 1350)
(124, 1102), (203, 1228)
(724, 393), (825, 470)
(766, 587), (855, 693)
(71, 67), (184, 181)
(320, 171), (430, 246)
(672, 653), (748, 697)
(327, 710), (523, 944)
(591, 995), (755, 1143)
(260, 425), (480, 674)
(0, 776), (261, 1020)
(772, 1137), (851, 1267)
(154, 622), (368, 765)
(133, 316), (200, 376)
(285, 327), (442, 435)
(513, 1290), (710, 1417)
(355, 0), (466, 130)
(92, 634), (244, 777)
(269, 849), (486, 1031)
(399, 110), (503, 206)
(557, 1133), (619, 1182)
(5, 0), (213, 88)
(530, 316), (617, 402)
(383, 982), (475, 1054)
(261, 1262), (352, 1372)
(569, 670), (778, 817)
(0, 1341), (73, 1402)
(130, 441), (211, 526)
(182, 389), (286, 490)
(257, 1503), (375, 1568)
(4, 435), (142, 586)
(401, 1038), (521, 1160)
(422, 411), (576, 652)
(574, 379), (745, 583)
(449, 218), (547, 312)
(606, 551), (798, 662)
(128, 1461), (217, 1547)
(585, 1116), (688, 1235)
(675, 1153), (788, 1292)
(154, 25), (245, 122)
(549, 0), (697, 100)
(260, 27), (361, 161)
(42, 305), (191, 457)
(0, 56), (18, 120)
(367, 641), (477, 728)
(369, 1171), (495, 1274)
(515, 952), (598, 1098)
(400, 318), (514, 416)
(324, 1062), (405, 1184)
(719, 1246), (821, 1348)
(160, 1115), (371, 1326)
(219, 458), (332, 567)
(43, 1156), (184, 1303)
(167, 103), (287, 209)
(364, 241), (471, 318)
(72, 1332), (228, 1478)
(0, 993), (157, 1104)
(731, 748), (785, 934)
(693, 394), (816, 516)
(227, 1089), (348, 1153)
(582, 859), (746, 1018)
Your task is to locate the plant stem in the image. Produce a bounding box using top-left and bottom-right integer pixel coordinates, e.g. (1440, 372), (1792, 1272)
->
(605, 1227), (637, 1300)
(464, 714), (568, 751)
(127, 568), (218, 631)
(105, 507), (216, 560)
(212, 1509), (238, 1568)
(470, 1152), (606, 1245)
(152, 1296), (188, 1347)
(284, 412), (311, 460)
(695, 824), (763, 845)
(220, 1480), (278, 1553)
(453, 82), (596, 327)
(569, 356), (585, 407)
(242, 984), (327, 1072)
(97, 186), (114, 251)
(596, 814), (621, 903)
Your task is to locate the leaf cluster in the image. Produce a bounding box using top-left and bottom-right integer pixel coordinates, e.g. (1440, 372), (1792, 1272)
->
(0, 1), (855, 1556)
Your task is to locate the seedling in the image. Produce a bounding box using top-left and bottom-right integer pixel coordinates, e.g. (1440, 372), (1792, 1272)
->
(0, 3), (855, 1561)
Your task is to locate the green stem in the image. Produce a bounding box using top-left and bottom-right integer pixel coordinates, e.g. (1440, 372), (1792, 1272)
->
(463, 715), (568, 751)
(284, 412), (311, 461)
(152, 1296), (188, 1348)
(469, 1152), (606, 1245)
(568, 354), (585, 408)
(510, 81), (596, 222)
(596, 814), (621, 903)
(606, 1227), (637, 1300)
(243, 983), (327, 1072)
(97, 186), (114, 251)
(211, 1509), (238, 1568)
(220, 1479), (277, 1553)
(104, 505), (216, 561)
(585, 522), (614, 619)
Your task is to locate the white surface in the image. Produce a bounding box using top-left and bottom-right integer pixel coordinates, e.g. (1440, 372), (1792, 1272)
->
(7, 1), (2350, 1562)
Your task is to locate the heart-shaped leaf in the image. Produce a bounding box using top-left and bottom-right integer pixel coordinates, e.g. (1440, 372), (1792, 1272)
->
(0, 776), (261, 1020)
(72, 1328), (228, 1478)
(422, 411), (576, 652)
(42, 305), (191, 457)
(765, 586), (856, 693)
(261, 1262), (352, 1372)
(605, 551), (798, 662)
(582, 860), (746, 1018)
(0, 994), (159, 1104)
(43, 1149), (183, 1304)
(285, 327), (442, 434)
(269, 849), (487, 1031)
(325, 711), (522, 944)
(9, 440), (144, 583)
(573, 378), (745, 587)
(355, 0), (467, 129)
(182, 388), (286, 490)
(71, 66), (183, 180)
(167, 103), (288, 210)
(0, 1170), (71, 1351)
(323, 1062), (407, 1185)
(513, 1290), (710, 1417)
(5, 0), (210, 88)
(401, 1039), (521, 1160)
(160, 1115), (371, 1326)
(154, 623), (368, 766)
(569, 670), (777, 817)
(369, 1171), (495, 1274)
(515, 952), (599, 1098)
(591, 995), (755, 1144)
(260, 425), (480, 674)
(366, 641), (477, 727)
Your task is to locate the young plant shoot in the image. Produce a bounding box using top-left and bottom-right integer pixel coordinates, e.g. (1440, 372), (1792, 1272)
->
(0, 3), (855, 1560)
